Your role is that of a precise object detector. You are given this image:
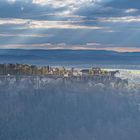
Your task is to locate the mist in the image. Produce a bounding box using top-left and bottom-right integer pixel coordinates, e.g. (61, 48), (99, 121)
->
(0, 76), (140, 140)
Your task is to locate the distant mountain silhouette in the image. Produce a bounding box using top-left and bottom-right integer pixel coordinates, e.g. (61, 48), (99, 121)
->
(0, 49), (139, 67)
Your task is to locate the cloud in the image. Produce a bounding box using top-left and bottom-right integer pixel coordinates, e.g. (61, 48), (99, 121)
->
(0, 18), (103, 29)
(0, 0), (64, 19)
(0, 0), (140, 51)
(0, 33), (51, 37)
(105, 0), (140, 9)
(7, 0), (16, 3)
(99, 16), (140, 23)
(1, 43), (140, 52)
(124, 9), (138, 14)
(32, 0), (94, 8)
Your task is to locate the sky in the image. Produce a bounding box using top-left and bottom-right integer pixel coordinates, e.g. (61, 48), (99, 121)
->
(0, 0), (140, 52)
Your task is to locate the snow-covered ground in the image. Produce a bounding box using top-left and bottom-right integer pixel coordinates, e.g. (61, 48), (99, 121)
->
(104, 69), (140, 85)
(118, 69), (140, 85)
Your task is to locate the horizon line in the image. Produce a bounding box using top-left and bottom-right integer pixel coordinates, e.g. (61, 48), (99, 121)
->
(0, 48), (140, 53)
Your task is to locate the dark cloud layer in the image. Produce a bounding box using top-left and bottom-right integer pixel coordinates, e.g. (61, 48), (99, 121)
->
(0, 0), (140, 51)
(106, 0), (140, 9)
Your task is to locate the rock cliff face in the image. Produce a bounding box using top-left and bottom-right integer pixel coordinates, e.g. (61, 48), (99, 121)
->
(0, 75), (140, 140)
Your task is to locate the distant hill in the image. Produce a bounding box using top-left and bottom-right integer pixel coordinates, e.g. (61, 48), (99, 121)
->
(0, 49), (140, 68)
